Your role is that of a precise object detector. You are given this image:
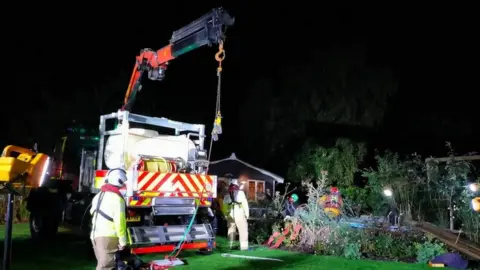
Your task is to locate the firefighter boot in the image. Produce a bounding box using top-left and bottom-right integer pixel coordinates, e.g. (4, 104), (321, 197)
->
(114, 251), (128, 270)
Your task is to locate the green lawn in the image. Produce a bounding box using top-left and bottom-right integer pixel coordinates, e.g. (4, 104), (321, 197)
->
(0, 223), (433, 270)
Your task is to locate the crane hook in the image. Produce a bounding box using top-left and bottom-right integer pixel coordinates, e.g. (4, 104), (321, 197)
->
(215, 41), (226, 73)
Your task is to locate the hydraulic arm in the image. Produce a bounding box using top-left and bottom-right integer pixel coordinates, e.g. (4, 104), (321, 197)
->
(122, 7), (235, 111)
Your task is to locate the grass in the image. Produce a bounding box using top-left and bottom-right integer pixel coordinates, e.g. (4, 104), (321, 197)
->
(0, 223), (433, 270)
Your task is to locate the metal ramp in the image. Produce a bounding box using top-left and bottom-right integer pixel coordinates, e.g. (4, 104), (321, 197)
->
(128, 223), (214, 245)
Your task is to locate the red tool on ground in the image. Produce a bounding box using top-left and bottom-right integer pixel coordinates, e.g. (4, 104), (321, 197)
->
(265, 220), (302, 249)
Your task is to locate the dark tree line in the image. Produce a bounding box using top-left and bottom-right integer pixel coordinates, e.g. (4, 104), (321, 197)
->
(4, 43), (401, 165)
(238, 44), (399, 169)
(6, 21), (476, 170)
(4, 70), (131, 153)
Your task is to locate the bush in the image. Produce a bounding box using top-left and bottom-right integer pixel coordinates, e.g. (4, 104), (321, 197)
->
(247, 185), (296, 245)
(0, 195), (29, 224)
(344, 242), (361, 259)
(414, 234), (447, 263)
(312, 226), (444, 263)
(248, 213), (277, 244)
(297, 174), (436, 263)
(278, 164), (450, 263)
(294, 172), (340, 249)
(457, 187), (480, 244)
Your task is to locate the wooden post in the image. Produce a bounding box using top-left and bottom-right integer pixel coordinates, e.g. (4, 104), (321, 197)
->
(425, 155), (480, 163)
(2, 191), (16, 270)
(449, 197), (454, 231)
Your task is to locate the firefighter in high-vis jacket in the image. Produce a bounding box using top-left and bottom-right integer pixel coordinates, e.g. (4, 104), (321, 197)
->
(90, 168), (128, 270)
(222, 178), (250, 250)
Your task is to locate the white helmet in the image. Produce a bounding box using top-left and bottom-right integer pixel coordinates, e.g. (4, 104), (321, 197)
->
(230, 179), (239, 186)
(106, 168), (127, 187)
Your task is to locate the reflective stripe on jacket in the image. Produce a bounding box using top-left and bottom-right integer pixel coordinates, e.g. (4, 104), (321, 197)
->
(90, 191), (127, 246)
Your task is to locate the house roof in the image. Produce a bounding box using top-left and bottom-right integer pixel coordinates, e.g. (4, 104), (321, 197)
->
(209, 153), (284, 184)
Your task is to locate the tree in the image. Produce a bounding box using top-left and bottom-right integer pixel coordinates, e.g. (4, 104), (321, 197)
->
(362, 151), (427, 220)
(239, 44), (398, 162)
(3, 70), (131, 152)
(69, 70), (130, 126)
(288, 138), (366, 187)
(363, 143), (480, 241)
(426, 142), (474, 230)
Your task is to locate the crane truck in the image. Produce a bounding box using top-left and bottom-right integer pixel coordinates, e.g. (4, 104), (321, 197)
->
(1, 7), (234, 257)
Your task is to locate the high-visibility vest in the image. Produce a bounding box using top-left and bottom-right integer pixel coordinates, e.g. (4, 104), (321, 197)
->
(90, 191), (127, 246)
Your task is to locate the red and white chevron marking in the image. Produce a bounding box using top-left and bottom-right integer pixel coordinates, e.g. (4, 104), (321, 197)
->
(137, 172), (214, 197)
(95, 171), (215, 199)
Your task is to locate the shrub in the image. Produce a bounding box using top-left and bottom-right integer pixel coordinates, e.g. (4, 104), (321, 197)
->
(247, 184), (296, 245)
(414, 233), (447, 263)
(313, 225), (433, 262)
(389, 234), (417, 261)
(248, 213), (277, 244)
(0, 195), (29, 224)
(457, 183), (480, 244)
(344, 242), (362, 259)
(294, 171), (339, 249)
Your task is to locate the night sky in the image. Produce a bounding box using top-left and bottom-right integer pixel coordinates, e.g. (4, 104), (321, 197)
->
(7, 4), (478, 176)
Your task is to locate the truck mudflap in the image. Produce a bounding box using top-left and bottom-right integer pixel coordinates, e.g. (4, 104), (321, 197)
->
(128, 223), (214, 254)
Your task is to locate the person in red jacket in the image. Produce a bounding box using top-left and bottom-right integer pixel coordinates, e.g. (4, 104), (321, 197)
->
(328, 187), (343, 207)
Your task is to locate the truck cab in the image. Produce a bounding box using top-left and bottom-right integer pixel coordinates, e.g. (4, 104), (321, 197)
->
(25, 126), (100, 238)
(50, 127), (99, 191)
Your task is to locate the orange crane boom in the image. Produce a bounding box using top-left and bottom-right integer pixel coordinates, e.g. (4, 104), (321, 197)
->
(122, 7), (234, 111)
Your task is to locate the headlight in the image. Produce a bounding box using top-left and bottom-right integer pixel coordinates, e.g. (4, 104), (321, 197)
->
(39, 157), (51, 187)
(196, 149), (207, 159)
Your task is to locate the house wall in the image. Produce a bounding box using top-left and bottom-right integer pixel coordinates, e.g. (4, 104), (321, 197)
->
(217, 177), (273, 201)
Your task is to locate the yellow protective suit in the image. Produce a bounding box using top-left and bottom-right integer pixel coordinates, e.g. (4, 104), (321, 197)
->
(223, 188), (249, 250)
(90, 191), (127, 270)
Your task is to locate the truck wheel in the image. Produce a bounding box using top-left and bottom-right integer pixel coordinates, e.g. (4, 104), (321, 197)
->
(29, 213), (59, 239)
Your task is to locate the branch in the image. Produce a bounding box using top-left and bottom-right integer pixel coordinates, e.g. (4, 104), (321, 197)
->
(425, 155), (480, 163)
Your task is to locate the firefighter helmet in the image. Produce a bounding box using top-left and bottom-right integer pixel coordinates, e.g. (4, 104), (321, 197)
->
(106, 168), (127, 187)
(230, 178), (239, 186)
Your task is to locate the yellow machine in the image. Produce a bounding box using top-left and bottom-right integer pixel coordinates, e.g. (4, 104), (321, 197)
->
(0, 145), (51, 190)
(318, 195), (341, 218)
(1, 145), (53, 270)
(318, 187), (343, 219)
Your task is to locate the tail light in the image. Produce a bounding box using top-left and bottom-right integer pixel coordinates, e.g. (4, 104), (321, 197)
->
(128, 210), (136, 218)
